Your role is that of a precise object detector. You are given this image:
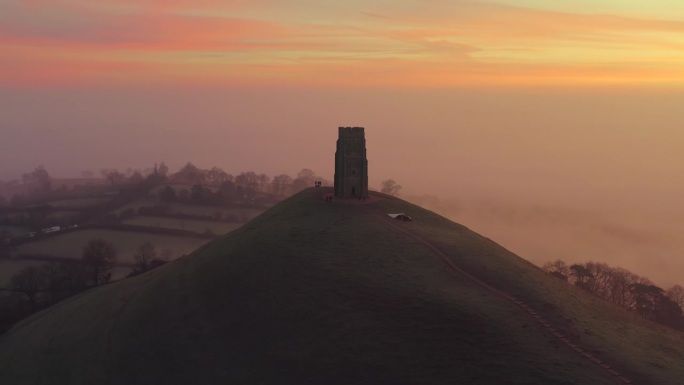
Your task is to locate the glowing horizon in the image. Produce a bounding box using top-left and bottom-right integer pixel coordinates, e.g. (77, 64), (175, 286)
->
(3, 0), (684, 87)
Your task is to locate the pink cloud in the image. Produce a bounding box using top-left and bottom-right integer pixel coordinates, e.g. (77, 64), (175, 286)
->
(2, 0), (684, 87)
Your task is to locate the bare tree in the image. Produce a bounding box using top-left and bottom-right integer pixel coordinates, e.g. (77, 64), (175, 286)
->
(40, 261), (84, 302)
(380, 179), (402, 196)
(271, 174), (292, 197)
(235, 171), (259, 189)
(667, 285), (684, 309)
(569, 264), (593, 290)
(129, 171), (144, 184)
(542, 259), (569, 275)
(542, 259), (569, 281)
(290, 169), (316, 193)
(133, 242), (157, 273)
(101, 169), (126, 186)
(206, 167), (231, 186)
(22, 165), (51, 193)
(82, 238), (117, 286)
(585, 262), (613, 298)
(257, 174), (270, 192)
(10, 266), (46, 308)
(173, 162), (205, 184)
(605, 267), (640, 308)
(157, 161), (169, 177)
(540, 259), (682, 329)
(57, 259), (89, 294)
(159, 185), (177, 203)
(297, 169), (316, 184)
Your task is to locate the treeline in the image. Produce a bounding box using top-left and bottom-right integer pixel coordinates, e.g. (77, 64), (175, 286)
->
(0, 162), (328, 212)
(543, 260), (684, 330)
(0, 239), (166, 335)
(163, 163), (327, 201)
(0, 172), (166, 232)
(0, 165), (107, 208)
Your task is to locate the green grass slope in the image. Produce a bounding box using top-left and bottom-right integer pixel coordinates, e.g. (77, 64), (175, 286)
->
(0, 189), (681, 384)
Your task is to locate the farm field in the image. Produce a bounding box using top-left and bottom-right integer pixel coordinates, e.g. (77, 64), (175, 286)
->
(0, 212), (25, 221)
(45, 210), (80, 222)
(122, 216), (243, 235)
(0, 225), (30, 237)
(110, 198), (157, 215)
(110, 200), (266, 221)
(167, 203), (265, 221)
(12, 229), (208, 264)
(47, 197), (111, 209)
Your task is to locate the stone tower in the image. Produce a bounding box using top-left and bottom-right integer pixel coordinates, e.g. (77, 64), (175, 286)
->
(334, 127), (369, 199)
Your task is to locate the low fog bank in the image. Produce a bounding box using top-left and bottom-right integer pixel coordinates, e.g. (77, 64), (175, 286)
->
(3, 86), (683, 288)
(406, 193), (683, 288)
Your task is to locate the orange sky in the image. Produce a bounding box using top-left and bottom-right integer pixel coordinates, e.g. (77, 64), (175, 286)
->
(1, 0), (684, 286)
(3, 0), (684, 86)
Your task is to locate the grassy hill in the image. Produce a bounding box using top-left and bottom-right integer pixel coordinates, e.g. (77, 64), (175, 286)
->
(0, 189), (682, 384)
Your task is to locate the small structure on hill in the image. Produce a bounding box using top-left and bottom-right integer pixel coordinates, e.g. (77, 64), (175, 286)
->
(334, 127), (369, 199)
(387, 213), (413, 221)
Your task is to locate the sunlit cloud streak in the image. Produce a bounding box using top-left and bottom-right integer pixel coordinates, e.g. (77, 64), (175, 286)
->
(3, 0), (684, 86)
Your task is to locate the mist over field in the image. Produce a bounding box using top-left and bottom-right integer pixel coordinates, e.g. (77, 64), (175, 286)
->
(1, 86), (683, 287)
(407, 194), (684, 288)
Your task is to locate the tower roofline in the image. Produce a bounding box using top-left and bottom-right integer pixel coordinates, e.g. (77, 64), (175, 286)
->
(338, 127), (365, 137)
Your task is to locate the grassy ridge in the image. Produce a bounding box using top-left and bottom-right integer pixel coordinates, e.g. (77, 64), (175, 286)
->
(0, 189), (680, 384)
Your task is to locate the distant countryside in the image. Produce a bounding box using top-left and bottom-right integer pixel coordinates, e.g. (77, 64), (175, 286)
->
(0, 163), (326, 333)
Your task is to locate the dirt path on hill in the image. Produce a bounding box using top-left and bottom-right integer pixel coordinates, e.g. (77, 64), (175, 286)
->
(360, 203), (636, 385)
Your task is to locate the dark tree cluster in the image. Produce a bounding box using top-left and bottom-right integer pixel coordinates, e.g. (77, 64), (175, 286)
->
(380, 179), (402, 196)
(1, 238), (117, 334)
(543, 259), (684, 329)
(127, 242), (167, 278)
(100, 162), (169, 187)
(81, 238), (117, 286)
(22, 166), (52, 195)
(0, 166), (53, 207)
(170, 163), (235, 187)
(1, 239), (168, 336)
(158, 167), (326, 205)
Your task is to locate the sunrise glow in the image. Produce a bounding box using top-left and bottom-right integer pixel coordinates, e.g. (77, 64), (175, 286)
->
(3, 0), (684, 87)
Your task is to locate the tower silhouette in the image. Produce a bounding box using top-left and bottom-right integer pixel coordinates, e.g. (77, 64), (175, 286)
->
(334, 127), (368, 199)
